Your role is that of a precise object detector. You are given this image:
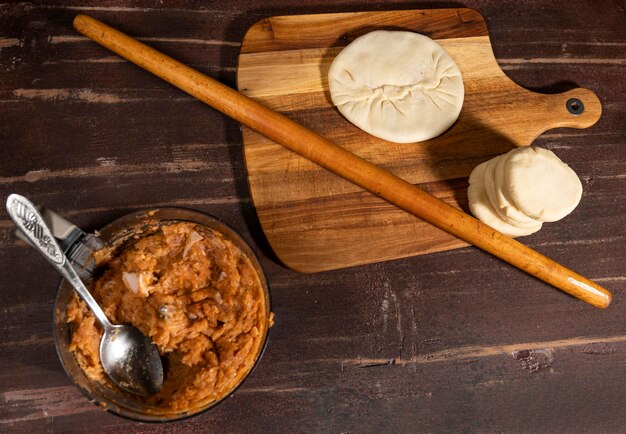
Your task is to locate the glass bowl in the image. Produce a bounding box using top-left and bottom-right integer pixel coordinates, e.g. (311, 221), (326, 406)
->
(53, 208), (271, 422)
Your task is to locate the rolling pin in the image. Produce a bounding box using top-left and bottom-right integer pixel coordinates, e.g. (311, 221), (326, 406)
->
(73, 14), (613, 308)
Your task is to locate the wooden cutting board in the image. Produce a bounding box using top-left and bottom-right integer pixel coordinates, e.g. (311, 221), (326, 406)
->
(237, 8), (601, 273)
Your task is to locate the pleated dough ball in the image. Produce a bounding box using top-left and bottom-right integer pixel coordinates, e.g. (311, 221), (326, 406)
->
(328, 30), (464, 143)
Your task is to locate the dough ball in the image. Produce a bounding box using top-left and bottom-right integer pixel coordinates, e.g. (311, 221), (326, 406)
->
(328, 30), (464, 143)
(468, 160), (542, 237)
(504, 147), (583, 222)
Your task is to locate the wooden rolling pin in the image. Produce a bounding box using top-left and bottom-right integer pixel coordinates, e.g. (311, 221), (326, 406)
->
(73, 14), (613, 308)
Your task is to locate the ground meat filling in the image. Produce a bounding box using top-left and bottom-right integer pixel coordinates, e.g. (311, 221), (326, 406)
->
(66, 222), (268, 412)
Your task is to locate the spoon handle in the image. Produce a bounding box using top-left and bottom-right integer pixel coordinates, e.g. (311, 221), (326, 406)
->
(6, 194), (112, 328)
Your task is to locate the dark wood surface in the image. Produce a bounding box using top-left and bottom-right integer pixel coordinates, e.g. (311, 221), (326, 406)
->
(0, 0), (624, 432)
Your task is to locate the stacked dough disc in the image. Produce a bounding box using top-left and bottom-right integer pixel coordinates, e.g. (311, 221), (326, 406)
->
(468, 147), (583, 237)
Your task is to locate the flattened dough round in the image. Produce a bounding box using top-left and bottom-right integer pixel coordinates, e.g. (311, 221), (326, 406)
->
(504, 147), (582, 222)
(468, 161), (542, 237)
(493, 153), (542, 226)
(328, 30), (464, 143)
(484, 154), (542, 229)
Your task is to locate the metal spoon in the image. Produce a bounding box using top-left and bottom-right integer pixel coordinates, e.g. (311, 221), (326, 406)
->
(6, 194), (163, 396)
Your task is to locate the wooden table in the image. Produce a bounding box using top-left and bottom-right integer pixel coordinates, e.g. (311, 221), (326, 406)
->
(1, 1), (624, 432)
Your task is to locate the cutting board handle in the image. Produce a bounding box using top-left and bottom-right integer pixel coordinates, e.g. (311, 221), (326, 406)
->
(473, 85), (602, 147)
(542, 88), (602, 130)
(508, 87), (602, 145)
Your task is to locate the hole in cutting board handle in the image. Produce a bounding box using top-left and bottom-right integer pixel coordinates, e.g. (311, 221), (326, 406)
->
(566, 98), (585, 115)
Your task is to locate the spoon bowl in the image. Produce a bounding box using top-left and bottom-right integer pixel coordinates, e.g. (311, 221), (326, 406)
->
(101, 325), (163, 396)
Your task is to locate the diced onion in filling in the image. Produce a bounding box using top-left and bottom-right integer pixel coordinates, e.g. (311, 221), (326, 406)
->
(183, 230), (204, 258)
(122, 271), (139, 294)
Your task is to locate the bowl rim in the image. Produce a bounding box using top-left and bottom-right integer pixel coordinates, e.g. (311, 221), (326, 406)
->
(53, 206), (272, 422)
